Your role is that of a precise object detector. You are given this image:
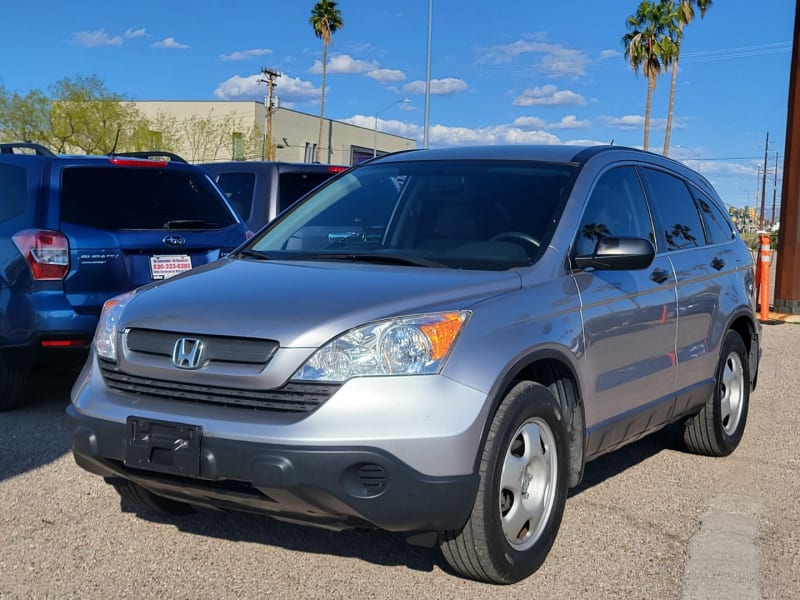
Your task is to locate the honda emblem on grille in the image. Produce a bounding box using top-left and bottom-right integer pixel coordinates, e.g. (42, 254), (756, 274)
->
(162, 234), (186, 247)
(172, 338), (205, 369)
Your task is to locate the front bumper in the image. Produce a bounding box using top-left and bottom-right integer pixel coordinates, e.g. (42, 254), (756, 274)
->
(67, 405), (479, 533)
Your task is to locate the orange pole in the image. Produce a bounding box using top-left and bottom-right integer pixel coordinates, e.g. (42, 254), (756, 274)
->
(758, 232), (771, 321)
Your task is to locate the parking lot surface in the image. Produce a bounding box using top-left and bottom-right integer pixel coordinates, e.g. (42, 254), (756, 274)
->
(1, 323), (798, 599)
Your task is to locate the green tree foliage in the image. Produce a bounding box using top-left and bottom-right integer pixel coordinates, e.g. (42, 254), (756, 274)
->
(309, 0), (343, 163)
(663, 0), (712, 156)
(622, 1), (680, 151)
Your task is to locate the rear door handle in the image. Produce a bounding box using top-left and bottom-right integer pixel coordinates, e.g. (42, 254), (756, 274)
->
(650, 268), (670, 284)
(711, 257), (726, 271)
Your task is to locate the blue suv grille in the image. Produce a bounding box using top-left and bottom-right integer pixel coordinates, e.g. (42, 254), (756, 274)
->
(98, 360), (339, 412)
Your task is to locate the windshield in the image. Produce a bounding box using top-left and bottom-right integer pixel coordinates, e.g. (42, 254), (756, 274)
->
(246, 159), (576, 270)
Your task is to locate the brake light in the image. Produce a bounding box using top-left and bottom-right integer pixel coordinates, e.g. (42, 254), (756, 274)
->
(327, 166), (347, 173)
(109, 157), (169, 168)
(41, 339), (90, 348)
(12, 229), (70, 280)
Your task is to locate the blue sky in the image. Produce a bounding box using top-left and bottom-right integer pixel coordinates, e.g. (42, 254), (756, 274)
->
(2, 0), (795, 209)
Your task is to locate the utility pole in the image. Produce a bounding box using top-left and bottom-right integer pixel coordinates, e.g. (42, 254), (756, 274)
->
(258, 68), (281, 161)
(759, 131), (769, 229)
(775, 4), (800, 314)
(771, 152), (779, 226)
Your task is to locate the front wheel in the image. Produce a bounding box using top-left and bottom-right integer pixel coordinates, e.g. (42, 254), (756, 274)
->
(439, 381), (569, 584)
(682, 330), (750, 456)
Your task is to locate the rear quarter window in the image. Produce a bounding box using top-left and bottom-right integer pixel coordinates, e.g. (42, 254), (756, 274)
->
(0, 163), (28, 223)
(693, 189), (736, 245)
(59, 166), (237, 229)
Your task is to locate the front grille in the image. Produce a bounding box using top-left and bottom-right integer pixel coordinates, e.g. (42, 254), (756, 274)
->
(99, 360), (339, 413)
(126, 328), (278, 365)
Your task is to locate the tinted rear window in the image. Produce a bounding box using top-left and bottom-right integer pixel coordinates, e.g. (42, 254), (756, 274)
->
(277, 171), (337, 213)
(60, 166), (237, 229)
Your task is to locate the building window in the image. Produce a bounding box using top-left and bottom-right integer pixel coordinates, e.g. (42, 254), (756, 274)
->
(232, 132), (244, 161)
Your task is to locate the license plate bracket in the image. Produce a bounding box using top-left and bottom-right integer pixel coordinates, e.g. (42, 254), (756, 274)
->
(124, 417), (202, 477)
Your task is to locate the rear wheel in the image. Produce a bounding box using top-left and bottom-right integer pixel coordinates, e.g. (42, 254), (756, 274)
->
(110, 479), (195, 516)
(439, 381), (569, 584)
(0, 358), (29, 411)
(682, 330), (749, 456)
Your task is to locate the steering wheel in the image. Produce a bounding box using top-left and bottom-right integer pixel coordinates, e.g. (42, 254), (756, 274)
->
(489, 231), (541, 256)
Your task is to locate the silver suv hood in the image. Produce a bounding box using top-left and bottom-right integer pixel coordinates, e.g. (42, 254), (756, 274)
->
(122, 258), (521, 347)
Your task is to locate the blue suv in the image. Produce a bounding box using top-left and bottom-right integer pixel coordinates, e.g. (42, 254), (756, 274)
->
(0, 153), (248, 409)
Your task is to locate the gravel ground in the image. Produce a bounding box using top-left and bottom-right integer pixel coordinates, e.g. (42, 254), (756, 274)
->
(1, 323), (798, 599)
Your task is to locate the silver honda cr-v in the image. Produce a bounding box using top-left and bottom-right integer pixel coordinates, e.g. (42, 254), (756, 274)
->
(67, 145), (761, 584)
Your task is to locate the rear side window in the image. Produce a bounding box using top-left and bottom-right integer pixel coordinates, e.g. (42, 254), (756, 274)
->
(215, 172), (256, 221)
(0, 163), (28, 222)
(277, 172), (337, 213)
(60, 166), (237, 229)
(693, 189), (735, 245)
(639, 167), (704, 251)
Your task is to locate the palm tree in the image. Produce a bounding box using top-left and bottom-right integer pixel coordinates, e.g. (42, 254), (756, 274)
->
(623, 0), (680, 151)
(309, 0), (343, 163)
(662, 0), (712, 156)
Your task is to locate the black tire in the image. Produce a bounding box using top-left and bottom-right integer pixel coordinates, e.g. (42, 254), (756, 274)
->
(683, 330), (750, 457)
(0, 358), (29, 411)
(439, 381), (569, 584)
(111, 479), (195, 516)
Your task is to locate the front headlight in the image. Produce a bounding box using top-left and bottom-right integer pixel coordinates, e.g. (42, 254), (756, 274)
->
(294, 311), (470, 382)
(94, 290), (136, 361)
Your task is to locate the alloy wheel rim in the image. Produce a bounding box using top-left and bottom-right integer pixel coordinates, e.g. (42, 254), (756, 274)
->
(720, 350), (745, 436)
(498, 417), (558, 551)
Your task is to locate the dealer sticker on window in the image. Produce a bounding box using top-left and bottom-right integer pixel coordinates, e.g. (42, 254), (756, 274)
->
(150, 255), (192, 280)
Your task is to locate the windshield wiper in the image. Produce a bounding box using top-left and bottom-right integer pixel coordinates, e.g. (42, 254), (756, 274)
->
(237, 248), (273, 261)
(296, 253), (446, 268)
(163, 219), (221, 229)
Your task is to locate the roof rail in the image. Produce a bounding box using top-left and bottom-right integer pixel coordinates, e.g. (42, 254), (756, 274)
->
(112, 151), (188, 163)
(0, 142), (55, 156)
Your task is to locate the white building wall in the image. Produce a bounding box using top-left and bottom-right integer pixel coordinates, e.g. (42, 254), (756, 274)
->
(133, 100), (415, 165)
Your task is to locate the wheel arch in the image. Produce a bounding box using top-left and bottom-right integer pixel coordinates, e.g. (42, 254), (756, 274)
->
(726, 310), (760, 390)
(479, 349), (586, 488)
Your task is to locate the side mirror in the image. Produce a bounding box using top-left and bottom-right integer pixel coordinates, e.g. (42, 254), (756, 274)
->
(573, 237), (655, 271)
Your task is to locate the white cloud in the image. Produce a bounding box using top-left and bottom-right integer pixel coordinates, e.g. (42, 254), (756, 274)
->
(152, 37), (189, 50)
(548, 115), (591, 129)
(476, 35), (589, 78)
(604, 115), (646, 129)
(539, 48), (589, 78)
(514, 114), (590, 131)
(72, 30), (122, 47)
(402, 78), (469, 95)
(603, 115), (687, 131)
(367, 69), (406, 82)
(513, 85), (587, 107)
(309, 54), (378, 75)
(124, 28), (146, 39)
(214, 73), (320, 104)
(513, 116), (547, 129)
(599, 49), (620, 59)
(220, 48), (272, 61)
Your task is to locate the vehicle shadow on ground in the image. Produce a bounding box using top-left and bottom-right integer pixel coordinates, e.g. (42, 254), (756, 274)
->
(0, 368), (77, 483)
(569, 425), (684, 497)
(119, 425), (686, 576)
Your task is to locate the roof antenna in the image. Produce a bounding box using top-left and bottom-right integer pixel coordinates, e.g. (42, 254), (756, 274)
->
(609, 139), (614, 146)
(110, 129), (121, 155)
